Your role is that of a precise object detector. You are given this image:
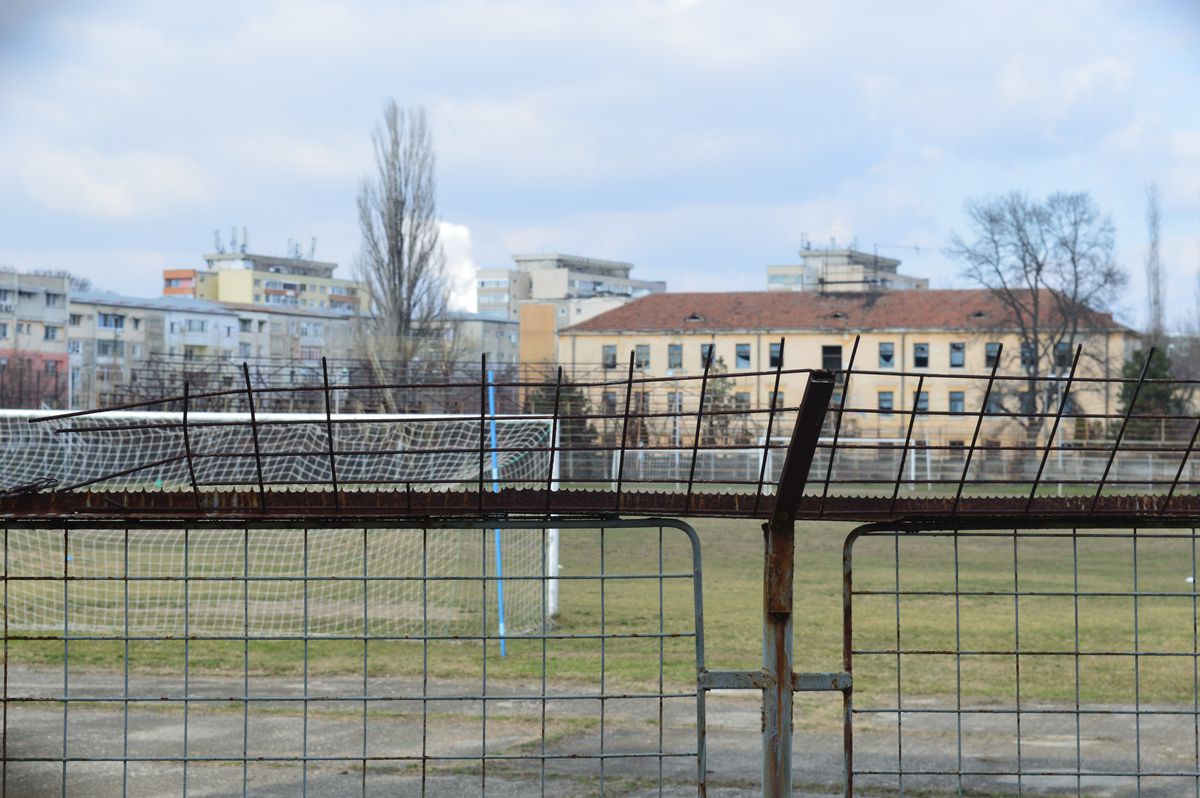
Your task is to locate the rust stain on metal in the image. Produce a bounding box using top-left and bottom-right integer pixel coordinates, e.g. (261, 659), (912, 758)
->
(3, 488), (1200, 523)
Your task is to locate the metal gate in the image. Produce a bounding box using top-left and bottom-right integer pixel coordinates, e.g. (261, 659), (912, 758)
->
(1, 519), (706, 796)
(844, 524), (1200, 797)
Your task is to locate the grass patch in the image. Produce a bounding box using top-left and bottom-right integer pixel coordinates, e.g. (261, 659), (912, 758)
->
(6, 520), (1198, 707)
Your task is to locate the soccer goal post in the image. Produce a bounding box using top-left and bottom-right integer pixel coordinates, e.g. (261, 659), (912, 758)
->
(0, 408), (561, 632)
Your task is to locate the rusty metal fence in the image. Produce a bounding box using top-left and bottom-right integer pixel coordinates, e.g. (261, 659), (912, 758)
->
(2, 519), (705, 796)
(5, 341), (1200, 795)
(845, 524), (1200, 797)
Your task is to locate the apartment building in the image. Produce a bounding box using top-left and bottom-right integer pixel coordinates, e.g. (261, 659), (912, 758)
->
(477, 253), (666, 366)
(0, 270), (69, 407)
(477, 253), (665, 321)
(68, 292), (244, 408)
(767, 248), (928, 292)
(443, 311), (519, 365)
(559, 290), (1137, 444)
(218, 302), (362, 363)
(163, 251), (365, 313)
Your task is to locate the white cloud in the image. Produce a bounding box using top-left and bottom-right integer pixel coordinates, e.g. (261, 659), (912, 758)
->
(440, 221), (477, 312)
(223, 132), (371, 182)
(997, 54), (1133, 121)
(10, 143), (209, 217)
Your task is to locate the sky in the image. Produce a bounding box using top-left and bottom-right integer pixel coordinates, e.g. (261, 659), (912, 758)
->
(0, 0), (1197, 329)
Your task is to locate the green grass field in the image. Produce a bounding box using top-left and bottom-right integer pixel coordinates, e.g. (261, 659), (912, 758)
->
(7, 518), (1200, 711)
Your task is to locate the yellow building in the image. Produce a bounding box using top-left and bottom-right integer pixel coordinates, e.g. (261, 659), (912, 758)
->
(164, 252), (365, 313)
(558, 290), (1139, 447)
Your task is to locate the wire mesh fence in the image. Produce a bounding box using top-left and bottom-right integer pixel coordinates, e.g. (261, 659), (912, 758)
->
(1, 519), (705, 796)
(6, 341), (1200, 796)
(5, 340), (1200, 520)
(845, 525), (1200, 797)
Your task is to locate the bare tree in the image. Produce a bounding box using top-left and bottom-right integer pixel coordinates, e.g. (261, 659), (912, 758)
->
(947, 192), (1127, 449)
(355, 101), (454, 367)
(1145, 181), (1165, 346)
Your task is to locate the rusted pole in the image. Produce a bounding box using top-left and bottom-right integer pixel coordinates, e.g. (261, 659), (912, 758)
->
(762, 369), (834, 797)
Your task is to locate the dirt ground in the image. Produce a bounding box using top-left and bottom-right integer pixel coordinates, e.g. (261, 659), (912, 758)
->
(3, 667), (1197, 796)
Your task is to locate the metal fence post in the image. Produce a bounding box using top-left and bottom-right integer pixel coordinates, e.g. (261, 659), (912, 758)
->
(763, 369), (834, 796)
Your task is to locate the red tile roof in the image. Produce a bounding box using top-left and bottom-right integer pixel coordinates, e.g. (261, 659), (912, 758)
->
(563, 290), (1129, 334)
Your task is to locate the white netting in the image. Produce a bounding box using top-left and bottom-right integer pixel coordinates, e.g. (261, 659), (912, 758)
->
(2, 527), (548, 637)
(0, 410), (552, 491)
(0, 410), (556, 636)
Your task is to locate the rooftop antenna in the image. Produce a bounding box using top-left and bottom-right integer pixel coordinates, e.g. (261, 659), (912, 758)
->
(229, 227), (237, 253)
(308, 236), (317, 260)
(240, 227), (248, 254)
(213, 230), (226, 254)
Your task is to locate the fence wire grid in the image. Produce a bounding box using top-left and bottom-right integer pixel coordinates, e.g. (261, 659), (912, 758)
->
(846, 525), (1200, 797)
(1, 520), (705, 797)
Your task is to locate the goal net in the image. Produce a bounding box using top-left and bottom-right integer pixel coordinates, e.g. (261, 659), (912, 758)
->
(0, 409), (552, 492)
(0, 410), (559, 636)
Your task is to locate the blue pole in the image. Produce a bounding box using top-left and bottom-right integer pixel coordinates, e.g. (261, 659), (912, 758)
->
(486, 370), (506, 657)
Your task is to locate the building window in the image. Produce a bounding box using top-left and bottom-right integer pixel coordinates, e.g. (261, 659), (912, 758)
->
(1055, 341), (1072, 369)
(67, 339), (80, 354)
(43, 326), (59, 341)
(985, 342), (1001, 368)
(96, 340), (125, 357)
(822, 345), (842, 372)
(602, 345), (617, 369)
(879, 342), (894, 368)
(913, 342), (929, 368)
(68, 314), (82, 326)
(131, 344), (142, 357)
(602, 392), (617, 413)
(735, 343), (751, 369)
(668, 344), (683, 369)
(635, 344), (650, 370)
(98, 313), (125, 330)
(239, 318), (253, 333)
(986, 393), (1005, 413)
(734, 392), (751, 409)
(949, 342), (965, 368)
(914, 391), (929, 412)
(45, 293), (63, 307)
(878, 390), (894, 416)
(1020, 342), (1035, 368)
(769, 342), (783, 369)
(0, 323), (7, 338)
(700, 343), (714, 368)
(769, 391), (784, 408)
(949, 391), (965, 414)
(45, 360), (58, 375)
